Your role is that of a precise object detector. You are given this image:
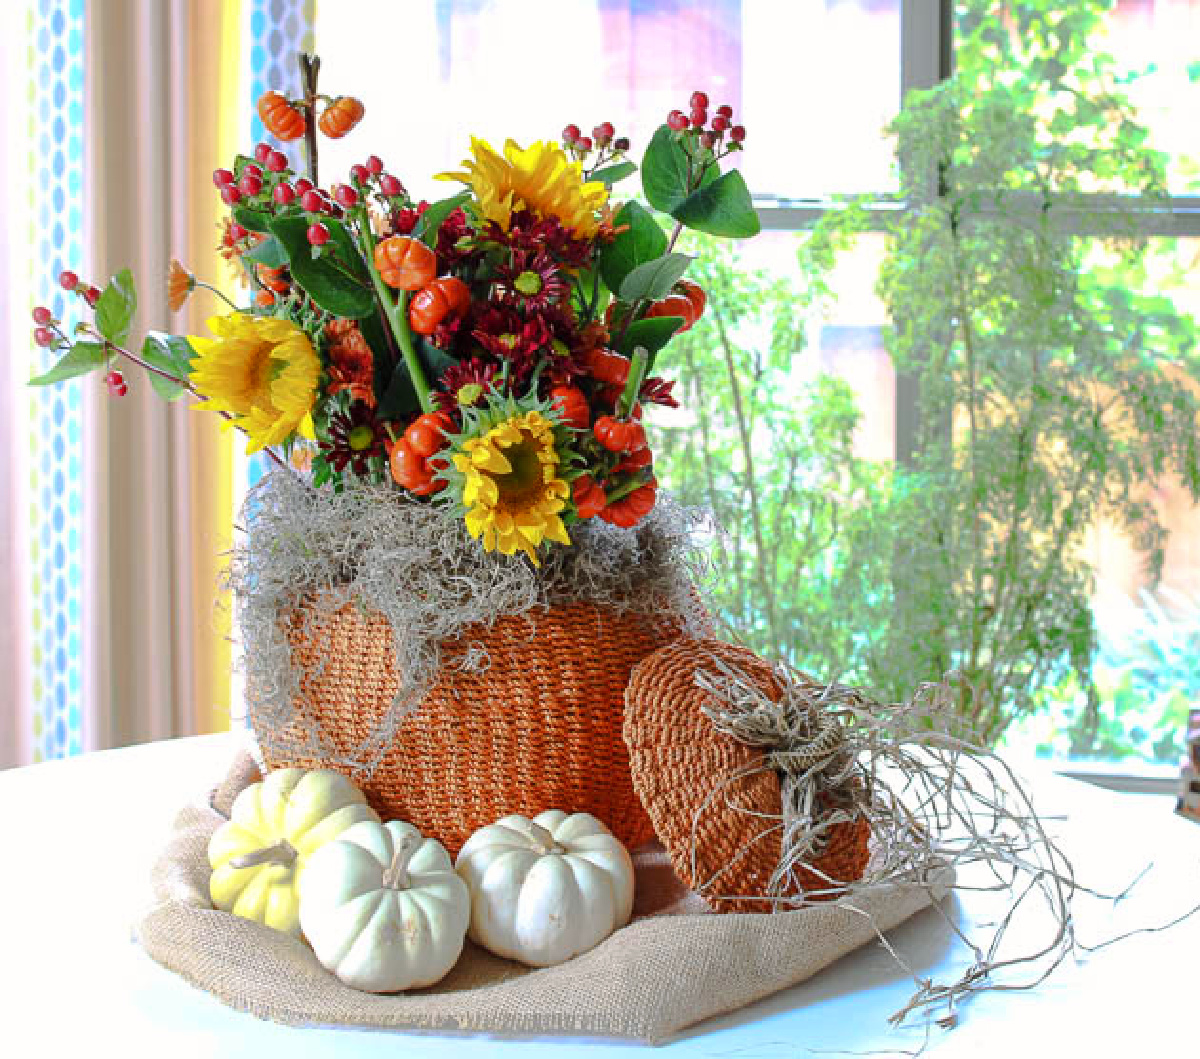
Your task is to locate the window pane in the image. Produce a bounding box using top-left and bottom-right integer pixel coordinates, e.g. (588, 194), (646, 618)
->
(650, 232), (892, 663)
(954, 0), (1200, 195)
(1004, 236), (1200, 766)
(314, 0), (900, 203)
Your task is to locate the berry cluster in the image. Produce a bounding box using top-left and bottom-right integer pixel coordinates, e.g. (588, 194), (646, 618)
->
(666, 91), (745, 153)
(30, 271), (126, 397)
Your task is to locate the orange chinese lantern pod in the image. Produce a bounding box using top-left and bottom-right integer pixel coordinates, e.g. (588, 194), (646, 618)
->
(318, 96), (365, 139)
(409, 277), (470, 335)
(374, 236), (437, 291)
(257, 91), (306, 142)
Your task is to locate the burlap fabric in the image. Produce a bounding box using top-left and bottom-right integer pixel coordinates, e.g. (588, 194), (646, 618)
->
(135, 752), (953, 1043)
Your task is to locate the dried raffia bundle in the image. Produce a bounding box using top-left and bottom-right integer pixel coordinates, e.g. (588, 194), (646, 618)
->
(626, 636), (1164, 1029)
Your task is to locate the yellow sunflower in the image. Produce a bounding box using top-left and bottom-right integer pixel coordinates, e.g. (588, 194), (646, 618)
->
(189, 314), (320, 453)
(437, 137), (608, 240)
(451, 409), (572, 563)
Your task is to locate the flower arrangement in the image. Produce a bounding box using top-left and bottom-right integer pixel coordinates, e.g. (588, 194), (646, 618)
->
(29, 54), (759, 565)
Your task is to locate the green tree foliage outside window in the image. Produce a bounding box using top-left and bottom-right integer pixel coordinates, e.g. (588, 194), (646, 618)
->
(653, 0), (1200, 757)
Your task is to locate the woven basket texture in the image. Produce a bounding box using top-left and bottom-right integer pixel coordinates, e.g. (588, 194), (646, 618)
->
(624, 638), (871, 913)
(266, 598), (684, 856)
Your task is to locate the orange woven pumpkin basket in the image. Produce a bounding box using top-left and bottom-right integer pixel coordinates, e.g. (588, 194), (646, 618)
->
(260, 597), (684, 856)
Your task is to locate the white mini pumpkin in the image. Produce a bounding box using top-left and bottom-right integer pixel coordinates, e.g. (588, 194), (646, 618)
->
(300, 819), (471, 992)
(207, 767), (379, 937)
(455, 810), (635, 967)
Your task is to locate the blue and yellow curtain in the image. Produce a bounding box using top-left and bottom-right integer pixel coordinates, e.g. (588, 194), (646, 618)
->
(10, 0), (314, 765)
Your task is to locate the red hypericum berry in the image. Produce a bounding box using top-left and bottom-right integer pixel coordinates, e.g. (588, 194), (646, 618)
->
(716, 104), (733, 119)
(349, 163), (370, 185)
(230, 223), (248, 241)
(699, 132), (716, 150)
(32, 306), (53, 325)
(307, 222), (330, 246)
(85, 286), (100, 307)
(667, 109), (688, 132)
(59, 270), (79, 290)
(221, 185), (242, 205)
(614, 136), (630, 151)
(690, 90), (709, 109)
(265, 150), (288, 173)
(379, 174), (403, 197)
(333, 183), (358, 208)
(596, 121), (615, 140)
(300, 189), (324, 213)
(690, 108), (708, 128)
(244, 163), (263, 180)
(562, 123), (581, 143)
(729, 124), (746, 143)
(365, 154), (384, 175)
(34, 327), (55, 347)
(254, 142), (272, 163)
(238, 173), (263, 196)
(273, 182), (295, 206)
(576, 136), (593, 152)
(212, 168), (234, 188)
(105, 370), (127, 397)
(711, 114), (730, 132)
(294, 177), (314, 196)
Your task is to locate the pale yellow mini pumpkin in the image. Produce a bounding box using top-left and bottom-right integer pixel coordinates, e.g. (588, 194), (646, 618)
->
(455, 810), (635, 967)
(207, 767), (379, 937)
(300, 819), (471, 992)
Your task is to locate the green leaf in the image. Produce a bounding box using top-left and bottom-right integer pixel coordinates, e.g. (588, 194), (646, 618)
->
(589, 160), (637, 188)
(244, 234), (288, 269)
(618, 252), (692, 303)
(376, 360), (421, 418)
(671, 169), (761, 238)
(28, 341), (106, 385)
(268, 215), (374, 318)
(642, 124), (694, 214)
(231, 205), (275, 234)
(598, 201), (668, 296)
(141, 332), (194, 401)
(613, 317), (682, 359)
(95, 269), (137, 345)
(413, 191), (472, 246)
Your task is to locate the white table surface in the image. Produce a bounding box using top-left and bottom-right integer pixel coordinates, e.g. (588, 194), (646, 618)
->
(1, 732), (1197, 1058)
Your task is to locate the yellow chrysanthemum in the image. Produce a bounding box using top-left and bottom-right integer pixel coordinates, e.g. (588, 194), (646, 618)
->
(438, 137), (608, 239)
(189, 314), (320, 454)
(451, 410), (571, 563)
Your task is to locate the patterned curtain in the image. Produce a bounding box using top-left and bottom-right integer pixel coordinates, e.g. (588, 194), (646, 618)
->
(0, 0), (315, 768)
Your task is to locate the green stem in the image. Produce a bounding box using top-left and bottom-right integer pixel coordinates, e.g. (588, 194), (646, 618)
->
(194, 281), (240, 312)
(617, 347), (648, 418)
(354, 210), (434, 412)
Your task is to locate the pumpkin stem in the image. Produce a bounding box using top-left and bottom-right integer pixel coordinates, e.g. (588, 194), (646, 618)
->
(528, 823), (564, 856)
(229, 839), (298, 870)
(382, 834), (416, 889)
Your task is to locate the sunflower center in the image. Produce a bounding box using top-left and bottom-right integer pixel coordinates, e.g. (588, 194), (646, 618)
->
(348, 424), (375, 451)
(514, 270), (543, 296)
(493, 436), (545, 507)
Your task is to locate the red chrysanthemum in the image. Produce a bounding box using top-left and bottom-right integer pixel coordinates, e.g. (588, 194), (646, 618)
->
(494, 249), (570, 312)
(321, 401), (387, 476)
(434, 357), (500, 411)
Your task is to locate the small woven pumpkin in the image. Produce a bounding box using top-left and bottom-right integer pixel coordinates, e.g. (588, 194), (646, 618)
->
(623, 638), (871, 913)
